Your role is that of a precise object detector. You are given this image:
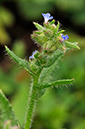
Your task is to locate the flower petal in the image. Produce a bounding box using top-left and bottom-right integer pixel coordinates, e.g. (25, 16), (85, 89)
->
(42, 13), (53, 23)
(29, 50), (38, 59)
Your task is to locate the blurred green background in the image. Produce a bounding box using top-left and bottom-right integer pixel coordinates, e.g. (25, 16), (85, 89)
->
(0, 0), (85, 129)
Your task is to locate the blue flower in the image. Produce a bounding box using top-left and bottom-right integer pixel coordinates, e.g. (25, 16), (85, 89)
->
(42, 13), (53, 23)
(61, 34), (69, 40)
(29, 50), (38, 59)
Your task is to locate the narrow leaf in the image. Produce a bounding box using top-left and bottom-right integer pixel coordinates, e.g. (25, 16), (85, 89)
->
(33, 22), (44, 31)
(0, 90), (18, 126)
(54, 21), (60, 35)
(35, 79), (74, 90)
(36, 52), (63, 99)
(5, 46), (36, 77)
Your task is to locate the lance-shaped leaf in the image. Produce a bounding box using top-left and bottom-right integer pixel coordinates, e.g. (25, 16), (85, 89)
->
(0, 90), (19, 126)
(35, 78), (74, 90)
(37, 52), (64, 99)
(33, 22), (44, 31)
(44, 49), (64, 68)
(38, 54), (63, 84)
(5, 46), (36, 77)
(65, 41), (80, 50)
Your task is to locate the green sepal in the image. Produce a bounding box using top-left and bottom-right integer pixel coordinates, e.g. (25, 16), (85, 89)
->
(65, 41), (80, 50)
(50, 19), (55, 25)
(5, 46), (36, 77)
(0, 90), (19, 126)
(54, 21), (60, 35)
(43, 22), (51, 29)
(43, 29), (53, 37)
(35, 78), (74, 90)
(33, 31), (43, 35)
(33, 22), (44, 31)
(57, 30), (65, 36)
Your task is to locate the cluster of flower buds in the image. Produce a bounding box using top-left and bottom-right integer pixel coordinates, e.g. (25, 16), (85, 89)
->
(29, 13), (80, 73)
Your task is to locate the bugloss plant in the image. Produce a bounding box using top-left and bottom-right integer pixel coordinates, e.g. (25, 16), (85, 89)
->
(0, 13), (80, 129)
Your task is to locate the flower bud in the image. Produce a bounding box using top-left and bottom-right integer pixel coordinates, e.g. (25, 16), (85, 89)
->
(31, 33), (48, 45)
(43, 29), (53, 37)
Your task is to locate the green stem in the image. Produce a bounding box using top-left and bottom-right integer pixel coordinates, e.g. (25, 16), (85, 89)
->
(25, 78), (38, 129)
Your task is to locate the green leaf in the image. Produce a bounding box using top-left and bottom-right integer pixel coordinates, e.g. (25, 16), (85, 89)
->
(36, 54), (63, 99)
(0, 90), (19, 126)
(36, 51), (63, 99)
(35, 78), (74, 90)
(44, 49), (63, 68)
(33, 22), (44, 31)
(5, 46), (36, 77)
(38, 54), (64, 84)
(12, 84), (29, 125)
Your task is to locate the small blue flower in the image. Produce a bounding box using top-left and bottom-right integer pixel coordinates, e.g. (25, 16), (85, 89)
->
(29, 50), (38, 59)
(42, 13), (53, 23)
(61, 34), (69, 40)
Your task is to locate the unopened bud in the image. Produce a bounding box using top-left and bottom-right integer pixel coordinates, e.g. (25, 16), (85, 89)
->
(43, 29), (53, 37)
(52, 24), (56, 28)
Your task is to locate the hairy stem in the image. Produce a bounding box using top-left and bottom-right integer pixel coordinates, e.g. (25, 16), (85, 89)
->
(25, 82), (37, 129)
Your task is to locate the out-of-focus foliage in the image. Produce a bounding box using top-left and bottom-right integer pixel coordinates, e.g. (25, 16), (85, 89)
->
(12, 40), (26, 58)
(0, 6), (14, 45)
(0, 69), (19, 95)
(0, 40), (26, 95)
(55, 0), (85, 25)
(12, 80), (30, 125)
(15, 0), (85, 25)
(67, 30), (85, 48)
(16, 0), (53, 20)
